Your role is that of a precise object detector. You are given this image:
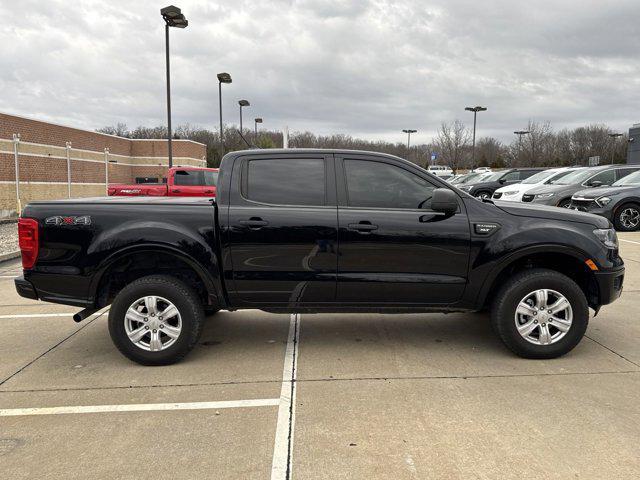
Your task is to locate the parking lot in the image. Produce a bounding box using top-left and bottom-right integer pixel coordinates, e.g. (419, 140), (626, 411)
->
(0, 234), (638, 479)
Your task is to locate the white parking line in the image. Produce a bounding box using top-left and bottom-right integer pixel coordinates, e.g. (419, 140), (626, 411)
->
(0, 398), (280, 417)
(0, 275), (19, 278)
(271, 313), (300, 480)
(0, 313), (74, 319)
(620, 238), (640, 246)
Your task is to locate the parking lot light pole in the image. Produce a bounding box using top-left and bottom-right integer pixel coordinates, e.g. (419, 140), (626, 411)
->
(514, 130), (530, 164)
(217, 73), (232, 160)
(608, 133), (623, 164)
(161, 5), (188, 168)
(238, 100), (250, 135)
(254, 117), (263, 141)
(402, 129), (417, 160)
(465, 106), (487, 168)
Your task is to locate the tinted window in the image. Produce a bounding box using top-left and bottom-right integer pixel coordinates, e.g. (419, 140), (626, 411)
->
(519, 170), (540, 180)
(345, 159), (436, 209)
(586, 170), (615, 186)
(204, 171), (218, 186)
(501, 171), (520, 182)
(245, 158), (325, 205)
(616, 168), (640, 181)
(174, 170), (205, 186)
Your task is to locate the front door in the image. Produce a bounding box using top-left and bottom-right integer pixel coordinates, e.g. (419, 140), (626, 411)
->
(336, 155), (470, 305)
(226, 154), (337, 307)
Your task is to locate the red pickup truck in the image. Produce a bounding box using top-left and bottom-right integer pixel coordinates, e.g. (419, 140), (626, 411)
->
(108, 167), (218, 197)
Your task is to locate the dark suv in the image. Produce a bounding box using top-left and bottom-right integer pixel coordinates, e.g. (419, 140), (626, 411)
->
(523, 165), (640, 208)
(570, 169), (640, 231)
(457, 168), (544, 199)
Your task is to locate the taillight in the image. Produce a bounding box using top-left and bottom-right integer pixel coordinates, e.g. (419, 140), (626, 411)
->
(18, 218), (39, 269)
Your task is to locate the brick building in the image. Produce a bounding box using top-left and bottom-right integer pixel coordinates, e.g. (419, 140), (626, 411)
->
(0, 112), (207, 217)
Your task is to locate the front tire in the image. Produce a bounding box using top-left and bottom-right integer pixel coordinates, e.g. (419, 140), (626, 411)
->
(108, 275), (205, 365)
(475, 191), (492, 201)
(556, 198), (572, 208)
(491, 269), (589, 359)
(613, 203), (640, 232)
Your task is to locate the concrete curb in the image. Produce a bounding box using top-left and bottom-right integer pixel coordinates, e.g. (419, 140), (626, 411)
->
(0, 250), (20, 264)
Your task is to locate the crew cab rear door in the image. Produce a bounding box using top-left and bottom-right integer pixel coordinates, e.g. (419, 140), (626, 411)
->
(169, 169), (217, 196)
(225, 153), (337, 307)
(335, 154), (471, 305)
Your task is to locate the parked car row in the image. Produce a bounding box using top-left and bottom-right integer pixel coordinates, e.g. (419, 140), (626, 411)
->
(441, 164), (640, 231)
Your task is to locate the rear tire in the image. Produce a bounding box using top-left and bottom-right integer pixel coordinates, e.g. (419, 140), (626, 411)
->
(491, 268), (589, 359)
(613, 203), (640, 232)
(108, 275), (205, 365)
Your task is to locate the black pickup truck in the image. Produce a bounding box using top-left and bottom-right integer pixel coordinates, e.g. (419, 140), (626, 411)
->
(15, 149), (624, 365)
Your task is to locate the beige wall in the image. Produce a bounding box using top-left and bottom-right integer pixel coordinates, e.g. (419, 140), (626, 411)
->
(0, 112), (207, 218)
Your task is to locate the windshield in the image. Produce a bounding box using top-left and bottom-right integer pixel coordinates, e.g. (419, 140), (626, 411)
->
(613, 170), (640, 186)
(482, 171), (506, 182)
(453, 173), (480, 184)
(548, 168), (598, 185)
(521, 169), (559, 184)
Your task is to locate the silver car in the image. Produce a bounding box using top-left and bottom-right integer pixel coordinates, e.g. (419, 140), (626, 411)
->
(522, 165), (640, 208)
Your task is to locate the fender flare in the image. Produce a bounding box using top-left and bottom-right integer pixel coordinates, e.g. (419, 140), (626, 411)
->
(474, 243), (593, 307)
(88, 243), (222, 306)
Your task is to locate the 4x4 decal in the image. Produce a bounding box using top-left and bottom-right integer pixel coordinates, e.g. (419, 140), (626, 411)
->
(45, 215), (92, 226)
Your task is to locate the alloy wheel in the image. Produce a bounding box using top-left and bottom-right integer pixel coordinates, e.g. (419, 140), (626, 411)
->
(620, 207), (640, 229)
(124, 296), (182, 351)
(514, 289), (573, 345)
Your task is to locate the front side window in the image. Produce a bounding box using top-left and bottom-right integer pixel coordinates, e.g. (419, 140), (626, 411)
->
(613, 170), (640, 186)
(245, 158), (326, 205)
(345, 159), (436, 209)
(501, 171), (520, 182)
(586, 170), (615, 186)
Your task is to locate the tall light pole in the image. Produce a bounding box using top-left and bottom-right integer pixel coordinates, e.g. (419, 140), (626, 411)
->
(402, 129), (417, 160)
(217, 72), (232, 160)
(514, 130), (530, 164)
(608, 132), (623, 164)
(254, 117), (263, 141)
(161, 5), (188, 168)
(238, 99), (250, 136)
(465, 106), (487, 168)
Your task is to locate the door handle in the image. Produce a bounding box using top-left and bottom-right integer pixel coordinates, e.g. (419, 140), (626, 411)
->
(348, 221), (378, 232)
(204, 190), (214, 194)
(172, 189), (181, 193)
(240, 217), (269, 229)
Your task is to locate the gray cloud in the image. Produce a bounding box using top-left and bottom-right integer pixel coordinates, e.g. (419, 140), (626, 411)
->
(1, 0), (637, 145)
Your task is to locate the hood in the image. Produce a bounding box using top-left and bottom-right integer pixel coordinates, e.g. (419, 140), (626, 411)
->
(466, 180), (496, 190)
(494, 200), (609, 228)
(495, 183), (537, 195)
(572, 185), (640, 200)
(525, 183), (575, 195)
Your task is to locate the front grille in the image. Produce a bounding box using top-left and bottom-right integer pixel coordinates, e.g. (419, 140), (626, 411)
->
(570, 199), (595, 211)
(522, 194), (534, 202)
(493, 192), (503, 199)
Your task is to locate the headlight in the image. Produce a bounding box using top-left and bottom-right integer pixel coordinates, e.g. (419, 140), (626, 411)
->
(593, 228), (618, 249)
(535, 193), (555, 198)
(595, 196), (611, 207)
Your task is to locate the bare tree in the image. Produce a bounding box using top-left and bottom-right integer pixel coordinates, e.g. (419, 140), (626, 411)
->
(433, 120), (471, 172)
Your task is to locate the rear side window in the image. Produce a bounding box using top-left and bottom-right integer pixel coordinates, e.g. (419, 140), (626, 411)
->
(345, 159), (436, 209)
(174, 170), (211, 186)
(245, 158), (326, 205)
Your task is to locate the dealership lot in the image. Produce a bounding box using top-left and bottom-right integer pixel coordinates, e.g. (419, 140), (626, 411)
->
(0, 235), (639, 479)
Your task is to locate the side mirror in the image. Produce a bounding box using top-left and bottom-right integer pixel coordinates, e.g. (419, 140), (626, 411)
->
(498, 178), (506, 184)
(431, 188), (458, 215)
(589, 180), (603, 188)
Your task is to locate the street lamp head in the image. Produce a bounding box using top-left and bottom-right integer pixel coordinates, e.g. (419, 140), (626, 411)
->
(514, 130), (530, 135)
(161, 5), (188, 28)
(255, 118), (263, 123)
(238, 99), (250, 107)
(466, 106), (487, 112)
(217, 72), (232, 83)
(609, 133), (623, 138)
(402, 129), (417, 134)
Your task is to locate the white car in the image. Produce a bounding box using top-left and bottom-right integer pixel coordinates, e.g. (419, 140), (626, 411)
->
(492, 167), (574, 202)
(427, 165), (453, 177)
(472, 167), (492, 173)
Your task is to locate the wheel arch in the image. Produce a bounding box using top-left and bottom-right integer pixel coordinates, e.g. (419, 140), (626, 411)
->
(477, 245), (599, 310)
(90, 244), (224, 309)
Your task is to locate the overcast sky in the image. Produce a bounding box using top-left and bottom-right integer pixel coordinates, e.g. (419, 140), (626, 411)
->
(1, 0), (639, 144)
